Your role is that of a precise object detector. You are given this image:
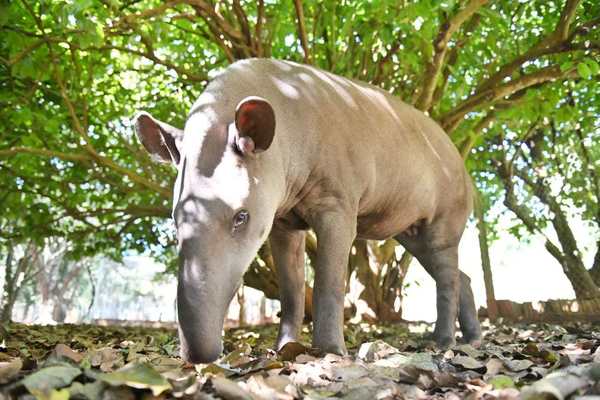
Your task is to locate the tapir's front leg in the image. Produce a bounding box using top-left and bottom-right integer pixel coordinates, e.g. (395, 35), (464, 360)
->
(311, 212), (355, 355)
(270, 225), (306, 350)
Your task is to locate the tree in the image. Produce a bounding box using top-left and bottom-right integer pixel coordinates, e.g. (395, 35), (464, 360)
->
(0, 241), (40, 323)
(1, 0), (598, 313)
(476, 90), (600, 299)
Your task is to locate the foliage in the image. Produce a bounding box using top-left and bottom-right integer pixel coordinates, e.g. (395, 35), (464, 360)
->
(1, 321), (600, 398)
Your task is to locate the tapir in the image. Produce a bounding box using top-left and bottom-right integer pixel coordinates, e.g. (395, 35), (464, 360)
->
(134, 58), (482, 363)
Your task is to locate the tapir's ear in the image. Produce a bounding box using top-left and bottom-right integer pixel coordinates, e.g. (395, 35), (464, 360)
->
(235, 96), (275, 154)
(133, 112), (183, 164)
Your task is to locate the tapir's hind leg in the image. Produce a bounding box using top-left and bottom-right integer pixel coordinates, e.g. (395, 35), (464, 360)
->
(270, 224), (306, 350)
(396, 227), (481, 349)
(414, 245), (461, 349)
(458, 271), (482, 346)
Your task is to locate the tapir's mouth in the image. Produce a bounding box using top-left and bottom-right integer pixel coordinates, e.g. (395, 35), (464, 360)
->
(179, 332), (223, 363)
(177, 306), (226, 363)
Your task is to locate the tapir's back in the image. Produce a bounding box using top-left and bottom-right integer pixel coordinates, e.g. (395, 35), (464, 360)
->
(196, 58), (470, 238)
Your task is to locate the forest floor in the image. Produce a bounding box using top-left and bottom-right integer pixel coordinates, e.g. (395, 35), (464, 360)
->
(0, 320), (599, 399)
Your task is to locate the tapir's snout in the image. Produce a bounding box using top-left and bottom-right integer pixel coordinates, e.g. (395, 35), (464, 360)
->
(179, 330), (223, 364)
(176, 256), (236, 364)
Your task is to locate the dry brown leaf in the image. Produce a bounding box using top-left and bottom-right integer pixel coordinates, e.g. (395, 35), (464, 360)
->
(278, 341), (308, 362)
(209, 376), (253, 400)
(451, 355), (485, 371)
(53, 343), (84, 363)
(0, 357), (22, 384)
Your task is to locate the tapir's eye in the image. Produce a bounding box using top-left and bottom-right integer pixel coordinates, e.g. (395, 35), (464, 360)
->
(232, 209), (250, 230)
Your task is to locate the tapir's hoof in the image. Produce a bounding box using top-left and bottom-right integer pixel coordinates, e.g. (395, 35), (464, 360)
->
(460, 328), (483, 348)
(276, 335), (299, 351)
(434, 335), (456, 351)
(313, 341), (347, 356)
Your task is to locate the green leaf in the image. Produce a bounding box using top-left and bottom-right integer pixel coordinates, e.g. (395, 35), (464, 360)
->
(21, 365), (81, 397)
(98, 362), (171, 396)
(559, 60), (574, 72)
(586, 59), (600, 75)
(577, 62), (591, 79)
(489, 375), (515, 389)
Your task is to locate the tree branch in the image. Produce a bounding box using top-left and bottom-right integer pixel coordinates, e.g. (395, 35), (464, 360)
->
(441, 64), (579, 133)
(255, 0), (265, 57)
(459, 110), (496, 159)
(52, 67), (171, 198)
(293, 0), (311, 64)
(232, 0), (252, 48)
(477, 0), (582, 92)
(0, 147), (91, 163)
(415, 0), (488, 111)
(110, 0), (186, 30)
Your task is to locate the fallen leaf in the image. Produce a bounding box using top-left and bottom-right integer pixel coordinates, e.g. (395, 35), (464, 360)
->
(330, 363), (369, 381)
(209, 376), (252, 400)
(357, 340), (399, 362)
(0, 357), (22, 384)
(98, 362), (171, 396)
(295, 353), (317, 364)
(278, 341), (309, 362)
(504, 359), (534, 372)
(453, 344), (483, 359)
(68, 381), (107, 399)
(53, 344), (84, 363)
(21, 365), (81, 397)
(89, 347), (121, 372)
(488, 375), (515, 390)
(520, 368), (590, 400)
(199, 362), (238, 377)
(451, 355), (485, 371)
(484, 357), (505, 377)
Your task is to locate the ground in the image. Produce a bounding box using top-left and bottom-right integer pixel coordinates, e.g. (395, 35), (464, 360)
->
(0, 321), (599, 399)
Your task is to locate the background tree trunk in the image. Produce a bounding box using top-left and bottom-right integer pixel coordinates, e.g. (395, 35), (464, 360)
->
(473, 192), (498, 321)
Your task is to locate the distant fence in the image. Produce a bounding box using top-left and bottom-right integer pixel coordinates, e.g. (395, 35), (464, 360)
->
(480, 299), (600, 322)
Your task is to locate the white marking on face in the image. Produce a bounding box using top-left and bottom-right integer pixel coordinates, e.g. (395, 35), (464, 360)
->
(211, 160), (250, 211)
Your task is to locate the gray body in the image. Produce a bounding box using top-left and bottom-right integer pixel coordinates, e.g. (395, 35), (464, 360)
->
(135, 58), (481, 363)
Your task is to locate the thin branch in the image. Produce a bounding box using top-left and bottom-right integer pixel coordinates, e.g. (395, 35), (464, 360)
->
(415, 0), (488, 111)
(110, 0), (186, 29)
(255, 0), (265, 56)
(98, 44), (208, 82)
(459, 110), (496, 159)
(293, 0), (311, 64)
(186, 0), (246, 43)
(430, 14), (482, 111)
(440, 64), (579, 133)
(232, 0), (252, 48)
(477, 0), (583, 92)
(52, 65), (171, 198)
(0, 147), (91, 163)
(7, 39), (46, 66)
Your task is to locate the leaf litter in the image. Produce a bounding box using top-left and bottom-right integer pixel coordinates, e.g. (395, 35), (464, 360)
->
(0, 321), (599, 399)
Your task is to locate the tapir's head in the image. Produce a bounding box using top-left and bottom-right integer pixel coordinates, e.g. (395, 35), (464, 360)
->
(134, 97), (279, 363)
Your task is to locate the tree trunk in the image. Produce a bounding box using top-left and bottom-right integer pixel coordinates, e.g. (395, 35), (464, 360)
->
(353, 239), (410, 322)
(473, 192), (498, 321)
(546, 241), (600, 300)
(1, 244), (38, 323)
(1, 246), (16, 323)
(499, 161), (600, 300)
(588, 241), (600, 287)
